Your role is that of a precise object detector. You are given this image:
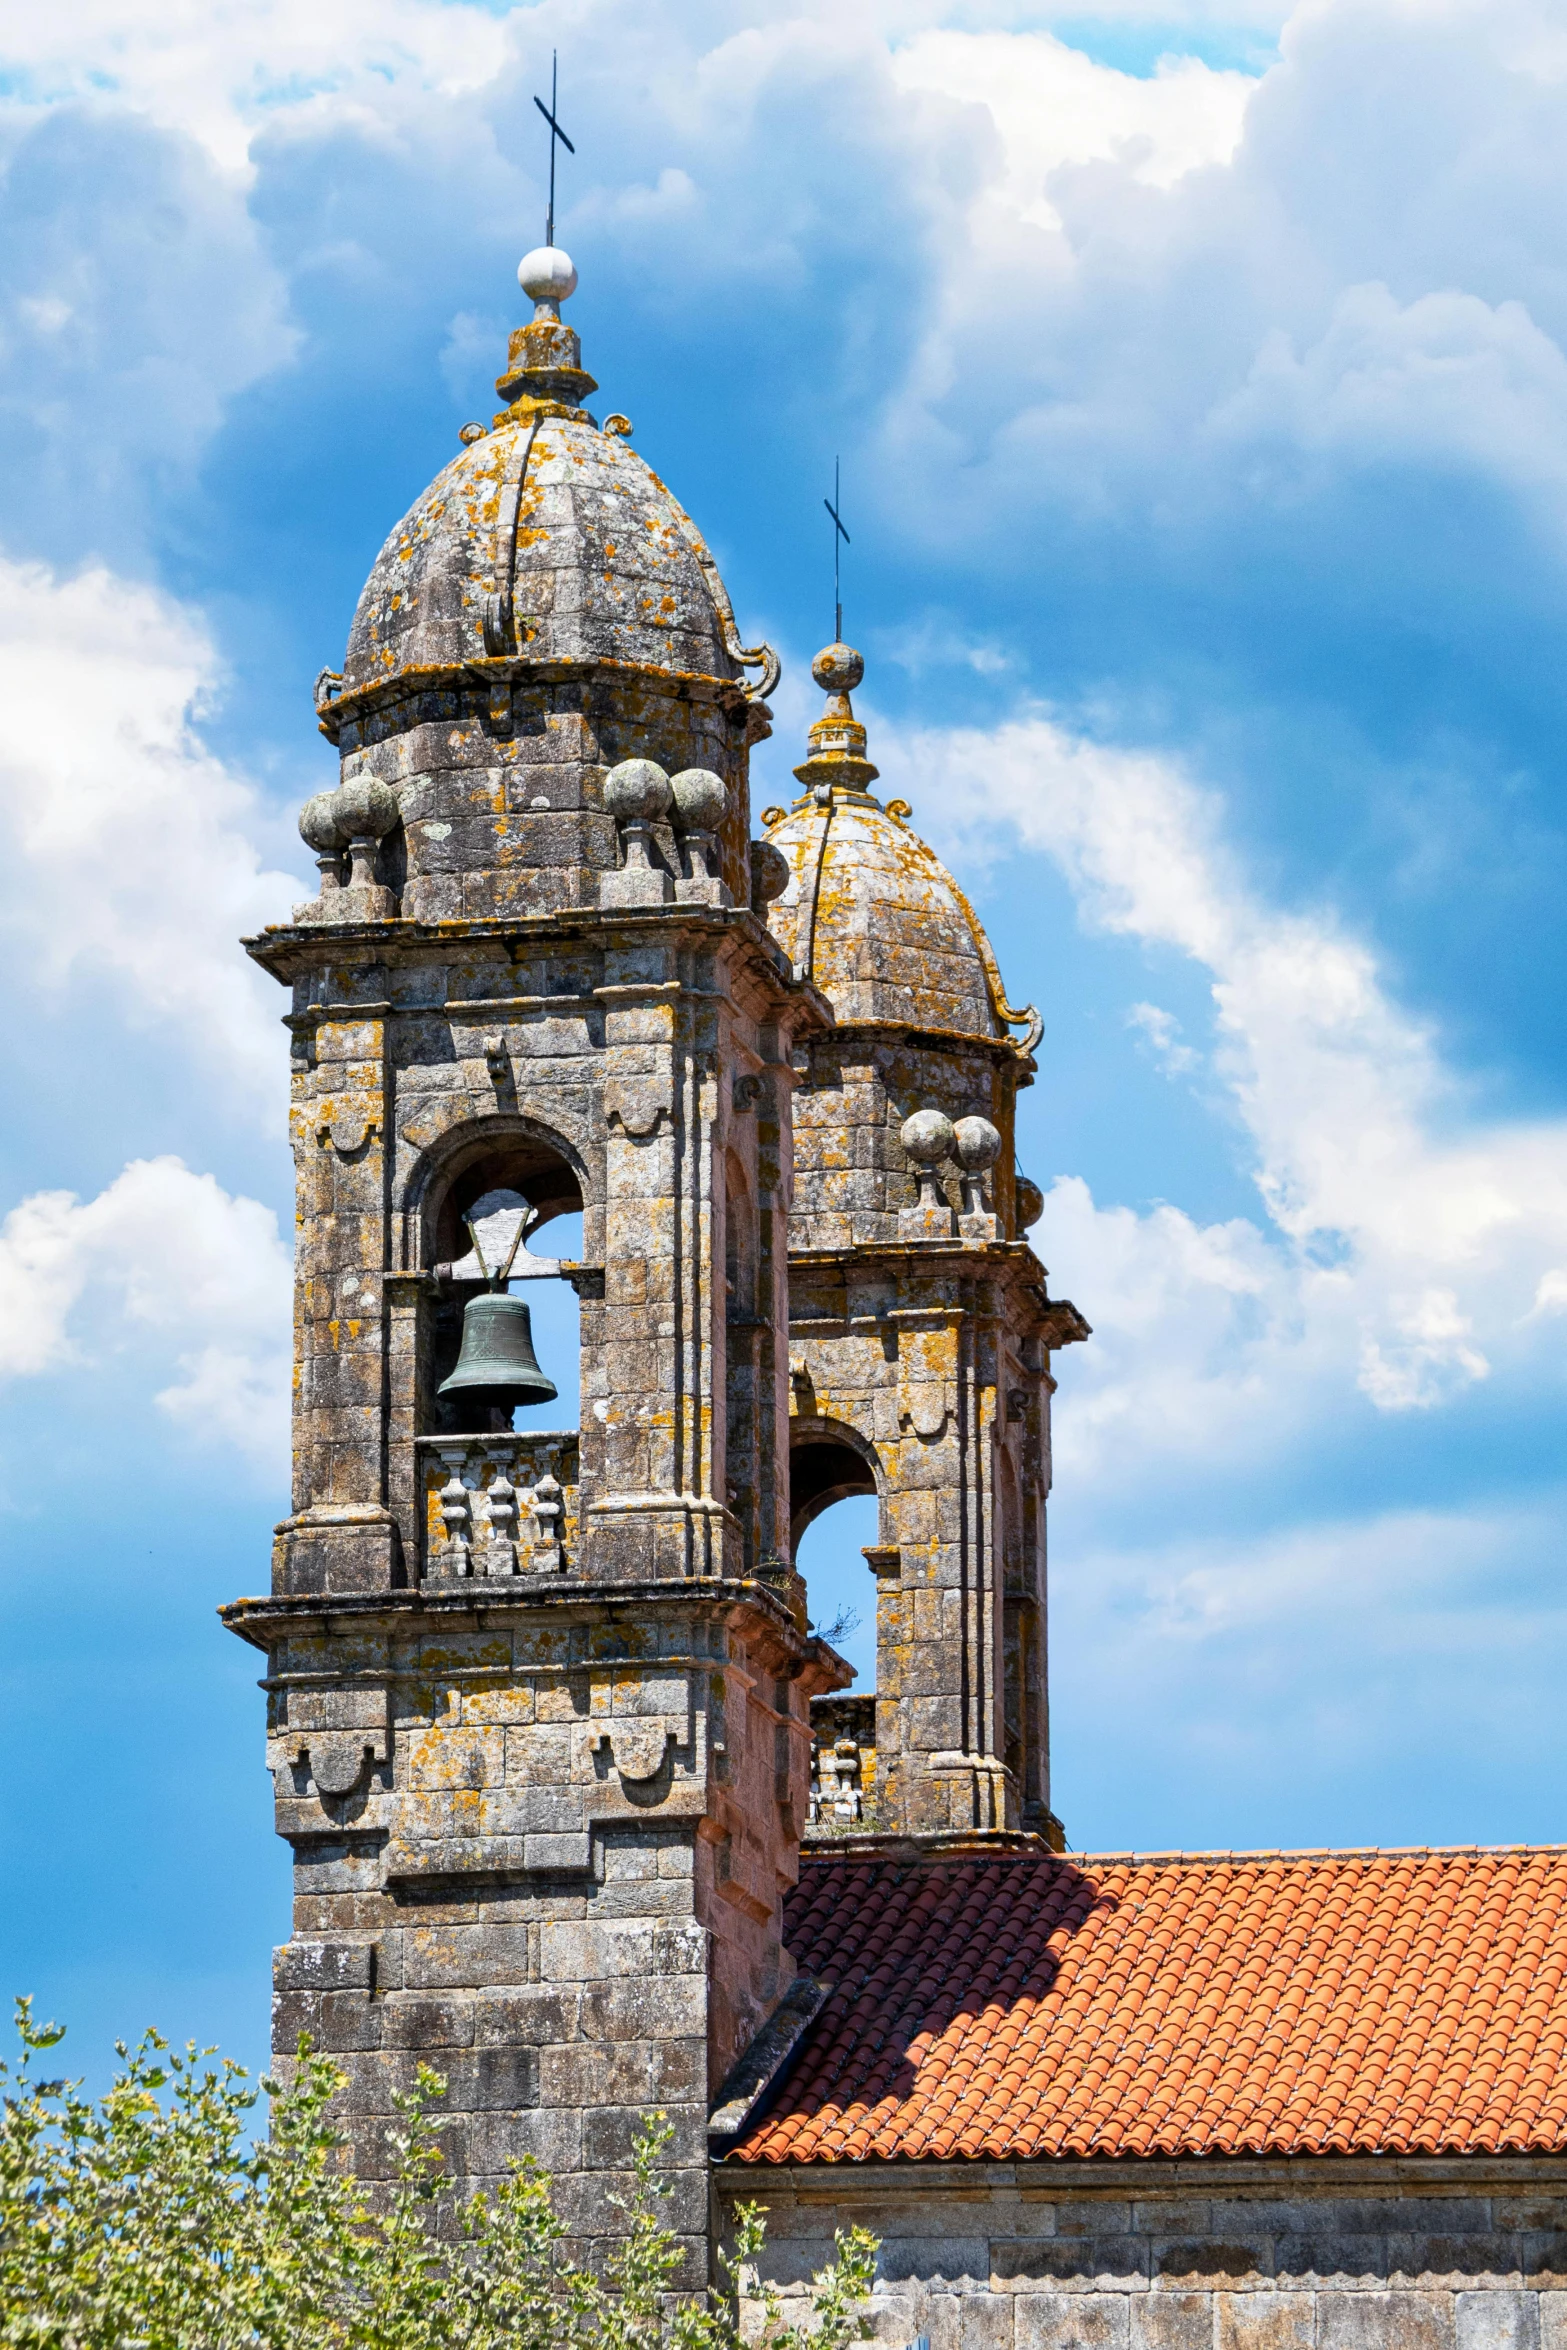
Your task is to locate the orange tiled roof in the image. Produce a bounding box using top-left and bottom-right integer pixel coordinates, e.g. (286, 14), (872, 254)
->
(731, 1845), (1567, 2165)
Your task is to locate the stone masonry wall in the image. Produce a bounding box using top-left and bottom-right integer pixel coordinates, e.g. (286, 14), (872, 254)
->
(332, 673), (757, 925)
(238, 1579), (848, 2285)
(788, 1030), (1022, 1254)
(719, 2161), (1567, 2350)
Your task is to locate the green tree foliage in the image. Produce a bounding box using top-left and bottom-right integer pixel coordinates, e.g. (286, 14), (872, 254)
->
(0, 1999), (877, 2350)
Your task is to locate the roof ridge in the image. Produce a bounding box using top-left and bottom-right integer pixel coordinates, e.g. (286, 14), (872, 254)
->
(798, 1840), (1567, 1868)
(1072, 1843), (1567, 1864)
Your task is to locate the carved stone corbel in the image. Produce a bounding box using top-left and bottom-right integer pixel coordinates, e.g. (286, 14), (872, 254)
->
(604, 1075), (673, 1137)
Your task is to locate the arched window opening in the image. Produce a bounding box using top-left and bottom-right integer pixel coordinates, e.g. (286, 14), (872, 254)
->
(794, 1492), (878, 1692)
(790, 1423), (882, 1828)
(790, 1437), (876, 1551)
(797, 1494), (878, 1831)
(423, 1135), (585, 1438)
(791, 1426), (880, 1685)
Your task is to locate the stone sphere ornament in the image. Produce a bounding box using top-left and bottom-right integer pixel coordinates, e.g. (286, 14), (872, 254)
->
(518, 246), (578, 305)
(1016, 1174), (1045, 1231)
(603, 759), (672, 824)
(901, 1109), (955, 1167)
(952, 1115), (1002, 1172)
(333, 777), (401, 842)
(811, 642), (864, 696)
(299, 789), (347, 855)
(749, 840), (790, 909)
(669, 768), (727, 832)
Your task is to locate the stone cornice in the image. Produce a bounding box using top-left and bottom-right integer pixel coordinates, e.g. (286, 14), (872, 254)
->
(243, 902), (833, 1031)
(713, 2151), (1567, 2189)
(219, 1574), (847, 1678)
(801, 1016), (1034, 1072)
(318, 649), (752, 744)
(786, 1242), (1091, 1346)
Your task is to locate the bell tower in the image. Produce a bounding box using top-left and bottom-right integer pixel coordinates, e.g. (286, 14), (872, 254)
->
(763, 645), (1088, 1845)
(222, 244), (846, 2279)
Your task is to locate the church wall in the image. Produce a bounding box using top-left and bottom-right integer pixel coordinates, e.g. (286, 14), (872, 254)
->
(720, 2161), (1567, 2350)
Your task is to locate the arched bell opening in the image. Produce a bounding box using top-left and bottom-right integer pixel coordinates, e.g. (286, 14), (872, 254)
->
(791, 1419), (881, 1832)
(790, 1420), (880, 1691)
(416, 1125), (588, 1439)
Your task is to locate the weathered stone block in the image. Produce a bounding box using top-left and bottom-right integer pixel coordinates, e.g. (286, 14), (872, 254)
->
(1275, 2235), (1389, 2287)
(434, 2046), (540, 2111)
(1014, 2293), (1131, 2350)
(450, 2105), (583, 2179)
(1153, 2243), (1272, 2292)
(961, 2293), (1017, 2350)
(1000, 2243), (1149, 2289)
(582, 2099), (706, 2171)
(380, 1995), (476, 2049)
(1215, 2295), (1314, 2350)
(274, 1937), (375, 1992)
(1130, 2294), (1211, 2350)
(1538, 2293), (1567, 2350)
(579, 1977), (705, 2041)
(404, 1923), (534, 1989)
(1394, 2240), (1527, 2289)
(1456, 2295), (1541, 2350)
(1317, 2291), (1456, 2350)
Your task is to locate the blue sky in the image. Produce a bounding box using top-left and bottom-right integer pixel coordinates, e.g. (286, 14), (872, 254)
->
(5, 0), (1567, 2087)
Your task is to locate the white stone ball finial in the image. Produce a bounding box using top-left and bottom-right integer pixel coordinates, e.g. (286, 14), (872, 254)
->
(901, 1109), (955, 1167)
(518, 245), (578, 307)
(952, 1115), (1002, 1172)
(603, 758), (672, 824)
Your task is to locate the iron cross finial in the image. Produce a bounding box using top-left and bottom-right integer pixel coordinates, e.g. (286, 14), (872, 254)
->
(823, 457), (850, 644)
(532, 51), (575, 249)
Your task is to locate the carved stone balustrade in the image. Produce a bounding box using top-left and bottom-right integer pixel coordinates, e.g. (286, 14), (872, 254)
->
(416, 1431), (580, 1581)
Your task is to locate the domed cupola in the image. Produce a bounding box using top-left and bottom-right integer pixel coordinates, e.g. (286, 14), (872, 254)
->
(340, 248), (775, 699)
(762, 645), (1035, 1042)
(762, 645), (1042, 1251)
(303, 246), (781, 926)
(338, 250), (779, 705)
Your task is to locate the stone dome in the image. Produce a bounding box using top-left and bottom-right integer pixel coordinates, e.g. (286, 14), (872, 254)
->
(762, 647), (1030, 1042)
(345, 419), (746, 691)
(766, 796), (1006, 1035)
(337, 256), (776, 705)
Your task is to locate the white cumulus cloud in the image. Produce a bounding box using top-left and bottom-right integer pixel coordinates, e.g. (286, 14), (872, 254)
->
(889, 703), (1567, 1472)
(893, 26), (1256, 227)
(0, 552), (304, 1118)
(0, 0), (511, 176)
(0, 1155), (291, 1468)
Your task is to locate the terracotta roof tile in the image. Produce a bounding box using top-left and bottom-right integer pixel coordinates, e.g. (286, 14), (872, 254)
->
(731, 1846), (1567, 2166)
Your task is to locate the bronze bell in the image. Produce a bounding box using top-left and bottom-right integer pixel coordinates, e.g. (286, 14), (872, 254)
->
(438, 1292), (558, 1419)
